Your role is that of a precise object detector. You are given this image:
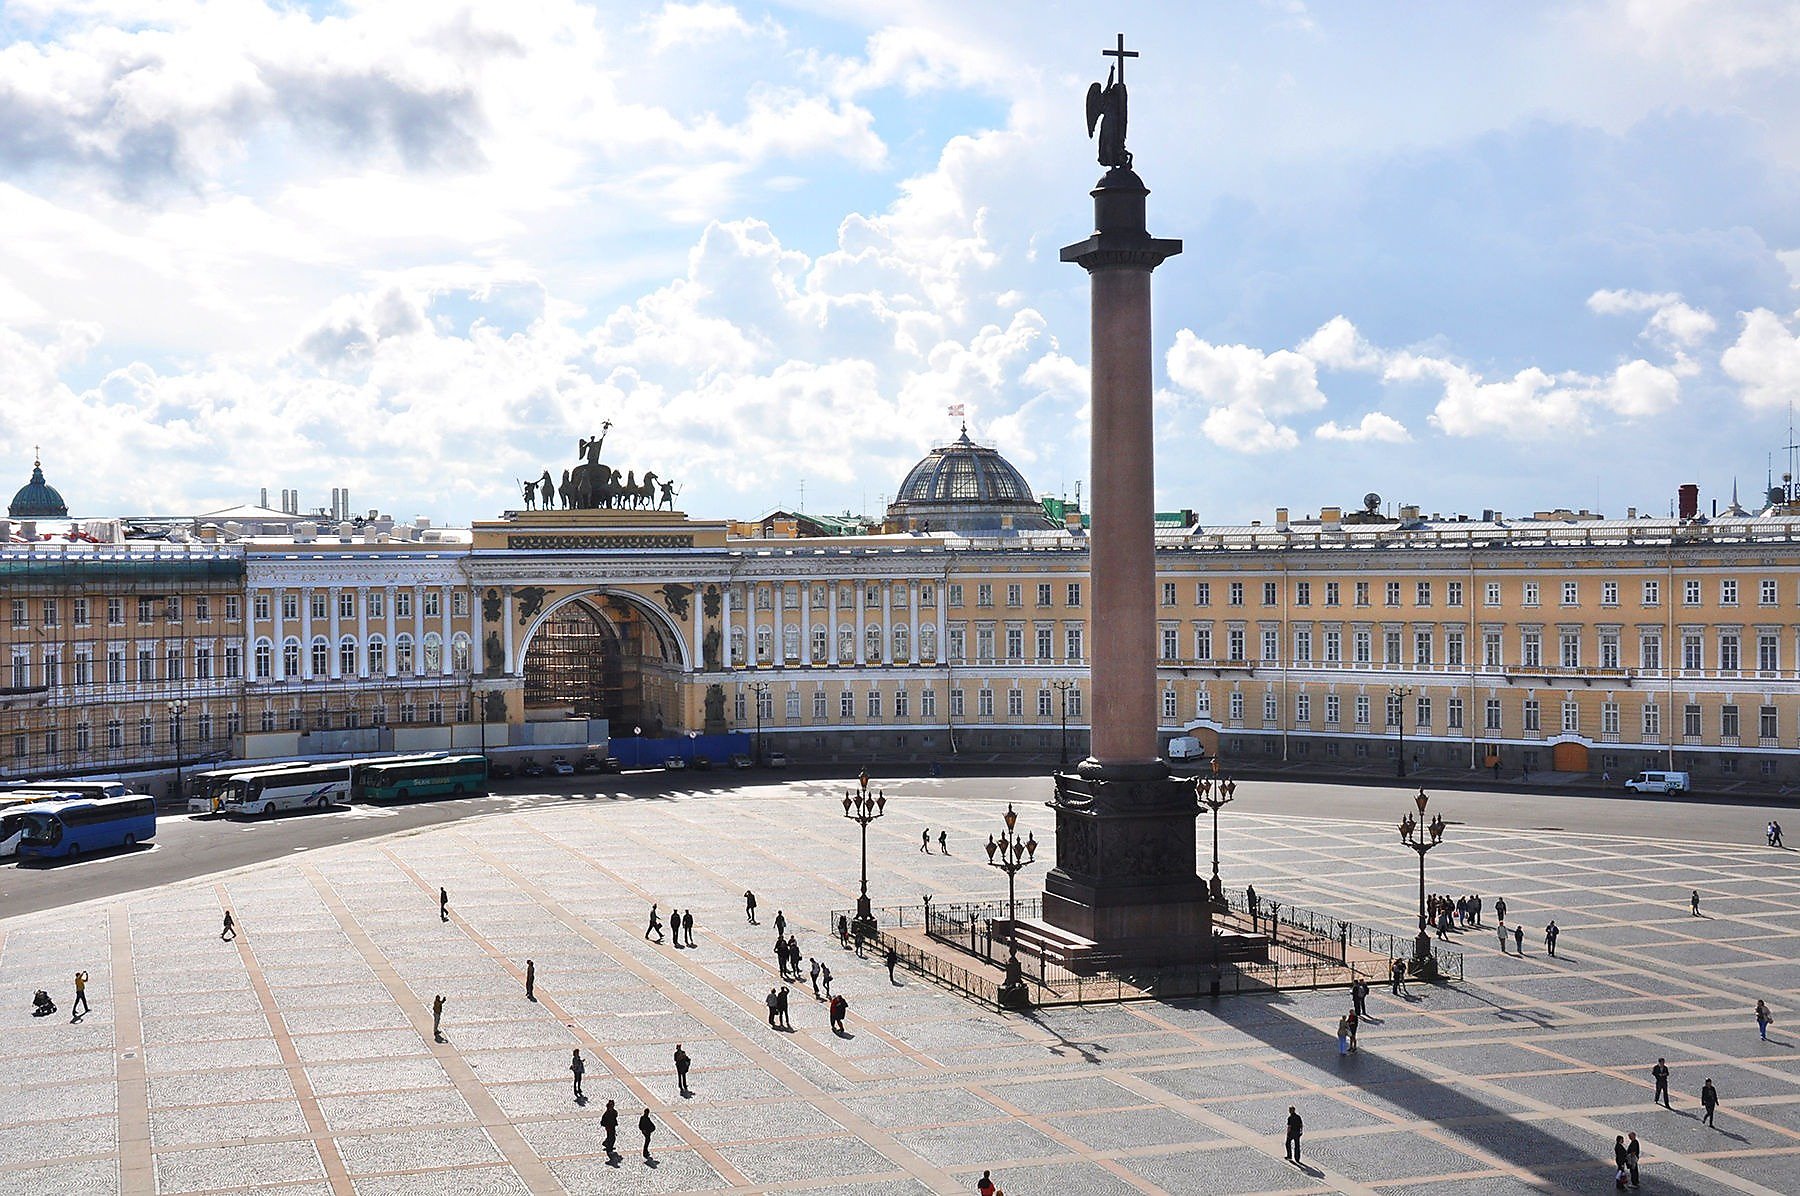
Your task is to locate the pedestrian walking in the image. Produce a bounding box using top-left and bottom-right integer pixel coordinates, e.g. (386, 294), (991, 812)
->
(1390, 957), (1405, 995)
(766, 987), (780, 1028)
(645, 903), (664, 942)
(1512, 925), (1524, 954)
(853, 920), (866, 958)
(837, 914), (850, 947)
(674, 1044), (691, 1096)
(745, 890), (758, 923)
(774, 910), (787, 937)
(1498, 923), (1508, 952)
(1351, 978), (1367, 1016)
(639, 1108), (656, 1159)
(570, 1048), (585, 1100)
(525, 959), (537, 1002)
(1755, 998), (1771, 1041)
(829, 993), (848, 1033)
(977, 1170), (996, 1196)
(886, 944), (900, 983)
(1495, 896), (1507, 923)
(821, 962), (833, 997)
(1691, 889), (1701, 916)
(1625, 1132), (1640, 1188)
(778, 986), (792, 1029)
(1772, 820), (1785, 848)
(432, 993), (445, 1042)
(1284, 1106), (1303, 1163)
(809, 957), (821, 998)
(440, 886), (449, 923)
(600, 1099), (618, 1156)
(681, 909), (695, 948)
(1545, 921), (1559, 958)
(1346, 1008), (1359, 1052)
(1336, 1014), (1350, 1056)
(1651, 1057), (1670, 1108)
(921, 828), (931, 853)
(1613, 1135), (1630, 1189)
(70, 970), (89, 1021)
(1701, 1077), (1718, 1126)
(221, 910), (236, 941)
(938, 830), (947, 854)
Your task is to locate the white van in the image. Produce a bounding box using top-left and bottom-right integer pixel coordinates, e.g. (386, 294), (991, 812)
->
(1625, 770), (1690, 794)
(1167, 736), (1205, 761)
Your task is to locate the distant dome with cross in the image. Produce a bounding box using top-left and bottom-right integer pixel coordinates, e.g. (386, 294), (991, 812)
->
(9, 451), (69, 518)
(886, 426), (1055, 535)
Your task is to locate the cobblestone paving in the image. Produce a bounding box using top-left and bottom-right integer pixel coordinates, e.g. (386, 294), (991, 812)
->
(2, 777), (1795, 1194)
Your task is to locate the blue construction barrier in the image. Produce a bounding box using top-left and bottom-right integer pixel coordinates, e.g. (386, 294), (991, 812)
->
(609, 732), (750, 769)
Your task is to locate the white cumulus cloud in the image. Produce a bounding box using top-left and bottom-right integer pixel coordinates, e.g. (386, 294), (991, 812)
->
(1315, 412), (1411, 443)
(1587, 288), (1717, 347)
(1721, 307), (1800, 412)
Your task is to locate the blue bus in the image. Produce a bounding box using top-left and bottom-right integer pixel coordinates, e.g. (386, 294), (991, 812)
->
(14, 795), (158, 861)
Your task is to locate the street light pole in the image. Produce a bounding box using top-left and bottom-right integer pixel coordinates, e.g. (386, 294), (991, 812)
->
(985, 803), (1038, 1009)
(1389, 683), (1413, 778)
(1052, 679), (1075, 768)
(747, 681), (770, 765)
(1194, 760), (1236, 903)
(841, 785), (886, 938)
(168, 698), (190, 802)
(1398, 787), (1447, 976)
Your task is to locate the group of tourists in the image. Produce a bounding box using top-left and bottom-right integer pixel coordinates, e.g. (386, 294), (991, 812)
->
(644, 903), (698, 947)
(1426, 892), (1485, 936)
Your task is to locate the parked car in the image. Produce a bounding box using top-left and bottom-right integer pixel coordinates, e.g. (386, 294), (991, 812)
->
(663, 756), (687, 770)
(599, 756), (624, 773)
(691, 755), (712, 770)
(727, 753), (752, 769)
(488, 761), (516, 780)
(766, 751), (788, 768)
(520, 760), (546, 778)
(548, 757), (575, 776)
(575, 754), (603, 773)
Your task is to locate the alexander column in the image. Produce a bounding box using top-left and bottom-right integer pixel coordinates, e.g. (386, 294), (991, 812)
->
(1045, 36), (1214, 957)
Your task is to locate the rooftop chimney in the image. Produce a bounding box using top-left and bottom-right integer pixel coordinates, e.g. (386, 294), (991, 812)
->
(1678, 483), (1699, 521)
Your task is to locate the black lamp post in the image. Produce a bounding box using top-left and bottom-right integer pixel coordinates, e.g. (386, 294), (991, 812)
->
(1398, 787), (1447, 971)
(985, 802), (1038, 1009)
(1052, 678), (1075, 767)
(168, 698), (190, 801)
(842, 785), (885, 938)
(747, 681), (769, 765)
(1389, 683), (1412, 778)
(1194, 760), (1236, 903)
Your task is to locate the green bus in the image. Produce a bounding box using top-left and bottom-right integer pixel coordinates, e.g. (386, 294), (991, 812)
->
(356, 755), (489, 803)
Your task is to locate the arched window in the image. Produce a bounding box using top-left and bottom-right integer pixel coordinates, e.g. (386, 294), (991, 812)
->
(920, 625), (937, 662)
(282, 637), (301, 677)
(422, 631), (443, 672)
(309, 636), (328, 677)
(367, 635), (386, 675)
(451, 632), (471, 673)
(892, 623), (910, 663)
(395, 633), (415, 673)
(837, 626), (855, 662)
(811, 625), (828, 663)
(865, 624), (883, 664)
(254, 638), (273, 680)
(339, 635), (358, 677)
(782, 624), (800, 662)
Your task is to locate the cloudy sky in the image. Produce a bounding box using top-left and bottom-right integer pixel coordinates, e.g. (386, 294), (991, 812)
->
(5, 1), (1800, 526)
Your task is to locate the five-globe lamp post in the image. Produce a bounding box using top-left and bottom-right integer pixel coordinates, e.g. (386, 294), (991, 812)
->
(1389, 684), (1413, 778)
(747, 681), (770, 766)
(1194, 762), (1237, 904)
(985, 803), (1038, 1009)
(1052, 679), (1076, 767)
(1398, 787), (1447, 976)
(168, 698), (190, 802)
(842, 784), (886, 940)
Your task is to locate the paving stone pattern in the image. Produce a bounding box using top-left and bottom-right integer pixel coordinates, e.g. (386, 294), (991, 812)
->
(2, 779), (1797, 1194)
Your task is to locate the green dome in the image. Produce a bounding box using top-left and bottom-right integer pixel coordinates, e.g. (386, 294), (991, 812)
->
(9, 456), (69, 518)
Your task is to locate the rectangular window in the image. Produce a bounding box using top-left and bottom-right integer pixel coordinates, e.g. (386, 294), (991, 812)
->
(1326, 581), (1340, 606)
(948, 583), (964, 607)
(1641, 633), (1661, 671)
(1228, 582), (1244, 606)
(1447, 581), (1463, 607)
(1355, 694), (1370, 725)
(1759, 633), (1778, 672)
(1416, 581), (1432, 607)
(1196, 582), (1211, 606)
(1600, 632), (1620, 669)
(1523, 699), (1540, 732)
(1521, 632), (1541, 668)
(1223, 690), (1242, 721)
(1038, 689), (1053, 718)
(423, 591), (441, 618)
(1295, 581), (1310, 606)
(1562, 581), (1579, 606)
(138, 596), (155, 623)
(950, 688), (964, 718)
(1263, 581), (1278, 606)
(191, 595), (209, 623)
(41, 599), (58, 627)
(1683, 633), (1702, 671)
(1642, 580), (1659, 606)
(1447, 697), (1463, 729)
(1485, 698), (1502, 730)
(1294, 628), (1312, 662)
(1295, 693), (1310, 724)
(254, 594), (271, 622)
(1684, 704), (1702, 737)
(1065, 583), (1082, 607)
(1036, 626), (1053, 660)
(868, 690), (882, 718)
(1325, 693), (1340, 725)
(452, 590), (468, 618)
(337, 591), (355, 619)
(1643, 703), (1660, 736)
(1262, 629), (1279, 662)
(1324, 629), (1340, 662)
(1384, 630), (1402, 664)
(1601, 581), (1618, 606)
(1385, 693), (1402, 728)
(1721, 704), (1740, 739)
(920, 688), (936, 718)
(841, 690), (855, 719)
(976, 627), (994, 662)
(977, 584), (993, 607)
(1161, 627), (1179, 661)
(164, 596), (180, 622)
(1561, 701), (1579, 733)
(1355, 581), (1370, 606)
(1721, 579), (1738, 606)
(1683, 579), (1701, 606)
(1195, 688), (1211, 717)
(977, 688), (994, 718)
(1602, 702), (1620, 735)
(1761, 578), (1778, 606)
(1523, 582), (1540, 606)
(1036, 583), (1051, 606)
(224, 595), (239, 621)
(138, 647), (155, 681)
(73, 597), (89, 626)
(7, 598), (23, 627)
(1006, 626), (1024, 661)
(1760, 705), (1777, 740)
(948, 626), (965, 663)
(107, 648), (124, 684)
(1195, 626), (1213, 660)
(1414, 630), (1432, 664)
(395, 591), (412, 619)
(1066, 626), (1083, 661)
(1385, 581), (1401, 606)
(1719, 634), (1740, 672)
(1353, 630), (1371, 663)
(1229, 628), (1246, 660)
(1010, 688), (1026, 718)
(1485, 582), (1501, 606)
(1560, 631), (1580, 668)
(195, 645), (212, 680)
(810, 690), (826, 721)
(1161, 582), (1177, 606)
(1263, 692), (1278, 722)
(309, 592), (327, 620)
(108, 597), (123, 625)
(1446, 629), (1464, 666)
(893, 688), (909, 718)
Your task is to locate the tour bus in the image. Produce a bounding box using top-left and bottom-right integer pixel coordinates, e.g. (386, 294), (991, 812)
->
(14, 794), (158, 860)
(187, 761), (311, 814)
(0, 792), (53, 859)
(216, 762), (353, 817)
(356, 755), (489, 803)
(10, 779), (131, 800)
(344, 753), (454, 801)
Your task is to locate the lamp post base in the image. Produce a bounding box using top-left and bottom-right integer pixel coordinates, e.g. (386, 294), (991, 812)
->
(851, 894), (878, 940)
(998, 953), (1031, 1010)
(1208, 872), (1225, 904)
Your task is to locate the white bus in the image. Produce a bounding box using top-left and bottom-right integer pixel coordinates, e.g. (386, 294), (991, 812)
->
(9, 779), (132, 800)
(186, 762), (311, 815)
(0, 791), (53, 859)
(217, 763), (352, 817)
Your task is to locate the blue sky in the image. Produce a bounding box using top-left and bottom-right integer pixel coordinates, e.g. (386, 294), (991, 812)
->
(3, 1), (1800, 525)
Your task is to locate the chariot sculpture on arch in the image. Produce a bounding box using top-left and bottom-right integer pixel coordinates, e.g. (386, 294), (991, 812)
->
(532, 420), (680, 511)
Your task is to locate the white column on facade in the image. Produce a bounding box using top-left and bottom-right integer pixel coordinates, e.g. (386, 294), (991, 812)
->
(413, 586), (426, 677)
(502, 589), (516, 675)
(909, 581), (919, 661)
(300, 587), (314, 679)
(328, 587), (342, 679)
(801, 580), (812, 666)
(356, 587), (369, 678)
(384, 586), (398, 678)
(721, 584), (734, 668)
(880, 581), (892, 661)
(936, 581), (947, 660)
(271, 588), (286, 681)
(469, 596), (484, 676)
(855, 582), (867, 665)
(827, 582), (838, 666)
(439, 585), (453, 676)
(692, 580), (704, 671)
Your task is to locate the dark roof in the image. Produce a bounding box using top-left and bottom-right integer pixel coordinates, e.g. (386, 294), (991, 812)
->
(8, 457), (68, 518)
